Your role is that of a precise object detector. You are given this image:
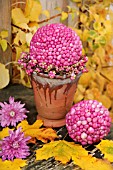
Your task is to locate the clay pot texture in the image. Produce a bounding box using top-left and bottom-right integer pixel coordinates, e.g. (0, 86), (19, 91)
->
(31, 73), (81, 127)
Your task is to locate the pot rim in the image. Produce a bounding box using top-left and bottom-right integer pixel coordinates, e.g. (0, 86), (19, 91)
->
(32, 71), (82, 80)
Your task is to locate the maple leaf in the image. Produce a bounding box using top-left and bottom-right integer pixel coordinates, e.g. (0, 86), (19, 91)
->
(96, 140), (113, 162)
(36, 140), (88, 164)
(17, 120), (58, 143)
(73, 155), (113, 170)
(0, 159), (27, 170)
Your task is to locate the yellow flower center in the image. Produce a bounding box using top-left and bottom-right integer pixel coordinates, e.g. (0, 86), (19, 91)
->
(9, 111), (15, 117)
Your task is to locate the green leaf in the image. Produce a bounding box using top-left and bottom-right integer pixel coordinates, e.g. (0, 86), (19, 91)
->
(0, 39), (7, 51)
(99, 36), (106, 45)
(61, 11), (68, 21)
(0, 30), (8, 38)
(89, 30), (97, 38)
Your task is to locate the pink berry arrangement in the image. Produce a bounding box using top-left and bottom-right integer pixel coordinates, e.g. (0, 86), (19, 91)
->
(18, 23), (88, 79)
(66, 100), (111, 145)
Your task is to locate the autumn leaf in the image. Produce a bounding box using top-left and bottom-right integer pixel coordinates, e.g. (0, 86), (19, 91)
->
(0, 39), (7, 51)
(42, 10), (50, 18)
(36, 140), (88, 164)
(0, 159), (27, 170)
(73, 155), (113, 170)
(61, 11), (68, 21)
(17, 120), (58, 143)
(0, 63), (10, 89)
(0, 127), (11, 139)
(12, 8), (29, 26)
(0, 30), (8, 39)
(96, 140), (113, 162)
(24, 0), (42, 22)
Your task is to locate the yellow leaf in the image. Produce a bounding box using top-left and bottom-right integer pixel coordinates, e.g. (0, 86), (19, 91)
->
(73, 155), (113, 170)
(0, 39), (7, 52)
(79, 71), (92, 87)
(61, 11), (68, 21)
(97, 94), (111, 109)
(0, 30), (8, 38)
(24, 0), (42, 22)
(80, 13), (88, 24)
(97, 140), (113, 162)
(13, 30), (26, 46)
(17, 120), (43, 131)
(106, 82), (113, 99)
(82, 29), (89, 41)
(26, 32), (33, 46)
(12, 8), (29, 26)
(42, 10), (50, 18)
(0, 159), (27, 170)
(25, 127), (58, 143)
(101, 68), (113, 82)
(0, 127), (10, 139)
(17, 120), (58, 143)
(0, 63), (9, 89)
(36, 140), (88, 164)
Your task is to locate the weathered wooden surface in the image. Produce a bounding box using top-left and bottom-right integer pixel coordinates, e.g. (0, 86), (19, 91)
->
(0, 0), (12, 72)
(0, 84), (113, 170)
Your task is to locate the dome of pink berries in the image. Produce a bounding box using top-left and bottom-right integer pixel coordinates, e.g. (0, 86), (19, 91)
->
(66, 100), (111, 145)
(19, 23), (88, 79)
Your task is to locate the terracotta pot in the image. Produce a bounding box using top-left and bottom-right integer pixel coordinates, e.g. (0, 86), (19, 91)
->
(31, 73), (81, 127)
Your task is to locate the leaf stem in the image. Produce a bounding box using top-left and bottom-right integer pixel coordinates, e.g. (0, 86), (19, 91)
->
(5, 61), (18, 67)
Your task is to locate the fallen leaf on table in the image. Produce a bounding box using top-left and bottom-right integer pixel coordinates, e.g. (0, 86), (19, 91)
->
(36, 140), (88, 164)
(96, 140), (113, 162)
(17, 120), (58, 143)
(0, 127), (11, 139)
(73, 155), (113, 170)
(17, 119), (43, 131)
(0, 159), (27, 170)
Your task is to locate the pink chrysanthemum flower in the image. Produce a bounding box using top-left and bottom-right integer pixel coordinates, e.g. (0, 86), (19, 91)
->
(0, 127), (31, 161)
(0, 96), (29, 127)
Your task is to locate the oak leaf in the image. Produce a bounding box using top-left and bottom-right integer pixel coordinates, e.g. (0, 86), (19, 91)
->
(0, 63), (10, 89)
(36, 140), (88, 164)
(0, 159), (27, 170)
(17, 120), (58, 143)
(96, 140), (113, 162)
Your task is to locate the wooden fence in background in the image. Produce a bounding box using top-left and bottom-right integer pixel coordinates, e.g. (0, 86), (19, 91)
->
(0, 0), (78, 74)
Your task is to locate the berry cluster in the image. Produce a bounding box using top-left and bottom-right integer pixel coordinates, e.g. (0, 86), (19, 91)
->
(18, 23), (88, 79)
(66, 100), (111, 145)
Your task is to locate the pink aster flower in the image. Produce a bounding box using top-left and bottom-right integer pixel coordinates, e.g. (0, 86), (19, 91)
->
(0, 127), (31, 161)
(0, 96), (29, 127)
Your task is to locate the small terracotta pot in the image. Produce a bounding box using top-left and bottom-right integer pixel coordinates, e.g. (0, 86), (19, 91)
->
(31, 73), (81, 127)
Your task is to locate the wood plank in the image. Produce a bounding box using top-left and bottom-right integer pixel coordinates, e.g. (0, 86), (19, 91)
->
(0, 0), (12, 73)
(39, 0), (68, 26)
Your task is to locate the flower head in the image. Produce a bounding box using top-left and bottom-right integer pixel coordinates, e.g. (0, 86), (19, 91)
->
(19, 23), (88, 78)
(0, 127), (31, 161)
(0, 96), (29, 127)
(66, 100), (111, 145)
